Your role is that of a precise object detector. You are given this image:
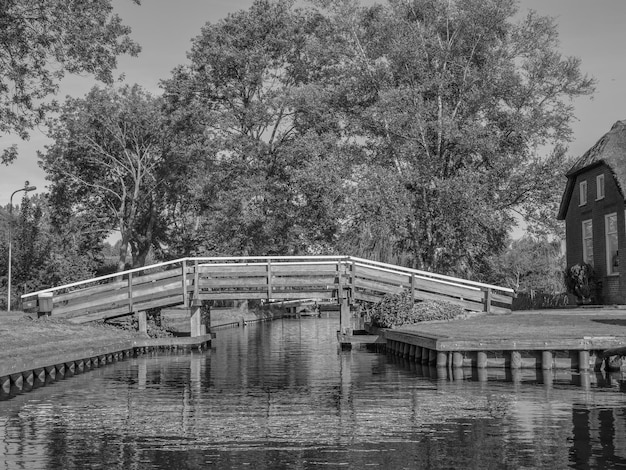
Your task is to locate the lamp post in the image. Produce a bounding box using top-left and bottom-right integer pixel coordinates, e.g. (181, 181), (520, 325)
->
(7, 181), (36, 312)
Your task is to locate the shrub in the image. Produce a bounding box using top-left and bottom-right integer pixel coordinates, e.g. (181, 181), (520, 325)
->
(368, 291), (466, 328)
(564, 263), (596, 303)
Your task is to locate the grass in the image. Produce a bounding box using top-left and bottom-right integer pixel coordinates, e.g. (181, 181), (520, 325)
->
(0, 310), (145, 362)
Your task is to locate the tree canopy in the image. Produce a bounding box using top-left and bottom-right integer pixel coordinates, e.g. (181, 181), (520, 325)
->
(35, 0), (594, 283)
(0, 0), (140, 164)
(41, 85), (166, 270)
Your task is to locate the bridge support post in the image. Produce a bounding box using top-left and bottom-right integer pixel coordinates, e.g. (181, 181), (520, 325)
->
(190, 298), (202, 337)
(137, 311), (147, 335)
(340, 296), (351, 336)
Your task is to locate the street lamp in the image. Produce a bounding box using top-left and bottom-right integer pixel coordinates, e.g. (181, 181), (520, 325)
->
(7, 181), (36, 312)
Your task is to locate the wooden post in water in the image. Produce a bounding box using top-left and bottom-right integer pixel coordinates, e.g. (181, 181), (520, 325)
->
(190, 298), (202, 337)
(338, 261), (351, 336)
(510, 351), (522, 369)
(476, 351), (487, 369)
(137, 310), (147, 335)
(542, 351), (553, 370)
(579, 350), (590, 371)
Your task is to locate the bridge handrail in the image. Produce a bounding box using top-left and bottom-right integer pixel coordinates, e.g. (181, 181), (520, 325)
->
(348, 256), (514, 294)
(21, 254), (513, 301)
(20, 256), (351, 299)
(351, 261), (482, 292)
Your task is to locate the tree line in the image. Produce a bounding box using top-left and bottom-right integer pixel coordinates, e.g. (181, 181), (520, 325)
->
(1, 0), (592, 308)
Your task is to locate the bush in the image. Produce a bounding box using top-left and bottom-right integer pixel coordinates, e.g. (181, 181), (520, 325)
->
(368, 291), (466, 328)
(564, 263), (597, 303)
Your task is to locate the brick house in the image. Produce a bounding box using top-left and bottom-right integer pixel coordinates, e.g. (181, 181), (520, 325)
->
(557, 120), (626, 304)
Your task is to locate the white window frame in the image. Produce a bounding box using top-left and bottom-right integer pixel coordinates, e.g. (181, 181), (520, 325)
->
(605, 213), (618, 275)
(582, 219), (593, 265)
(579, 180), (588, 205)
(596, 174), (605, 200)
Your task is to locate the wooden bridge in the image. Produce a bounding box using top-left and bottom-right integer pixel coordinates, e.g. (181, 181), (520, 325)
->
(21, 256), (514, 336)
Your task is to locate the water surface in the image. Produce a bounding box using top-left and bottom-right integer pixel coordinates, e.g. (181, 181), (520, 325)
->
(2, 317), (626, 469)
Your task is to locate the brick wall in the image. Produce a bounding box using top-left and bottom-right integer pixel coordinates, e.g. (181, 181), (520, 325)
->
(564, 163), (626, 304)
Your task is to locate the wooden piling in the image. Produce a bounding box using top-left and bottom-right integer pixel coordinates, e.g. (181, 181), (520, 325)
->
(541, 351), (553, 370)
(477, 351), (487, 369)
(436, 351), (447, 368)
(452, 352), (464, 368)
(579, 350), (590, 370)
(414, 346), (422, 362)
(429, 349), (437, 365)
(510, 351), (522, 369)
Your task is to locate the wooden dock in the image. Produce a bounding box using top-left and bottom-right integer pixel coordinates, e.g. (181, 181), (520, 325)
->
(367, 309), (626, 371)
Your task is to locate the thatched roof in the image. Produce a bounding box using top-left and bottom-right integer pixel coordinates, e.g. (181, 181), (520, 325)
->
(557, 120), (626, 220)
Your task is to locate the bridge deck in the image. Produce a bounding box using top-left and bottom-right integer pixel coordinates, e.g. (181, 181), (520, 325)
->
(21, 256), (514, 324)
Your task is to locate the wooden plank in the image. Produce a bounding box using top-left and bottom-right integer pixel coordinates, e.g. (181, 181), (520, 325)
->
(130, 268), (183, 285)
(128, 272), (133, 313)
(354, 277), (486, 304)
(271, 276), (337, 287)
(53, 277), (184, 316)
(198, 292), (273, 300)
(490, 292), (514, 305)
(130, 278), (185, 298)
(62, 285), (185, 320)
(198, 291), (335, 301)
(267, 260), (273, 299)
(53, 289), (134, 316)
(271, 264), (339, 275)
(182, 260), (188, 306)
(198, 277), (267, 288)
(355, 278), (406, 296)
(356, 269), (485, 302)
(355, 265), (411, 286)
(197, 264), (268, 275)
(53, 267), (183, 305)
(53, 278), (129, 302)
(412, 278), (484, 302)
(413, 291), (484, 312)
(68, 294), (185, 323)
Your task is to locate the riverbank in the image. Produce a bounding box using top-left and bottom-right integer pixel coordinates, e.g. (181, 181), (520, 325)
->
(0, 311), (213, 398)
(384, 308), (626, 371)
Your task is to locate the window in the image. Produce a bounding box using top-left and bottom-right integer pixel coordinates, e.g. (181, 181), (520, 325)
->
(580, 180), (588, 205)
(582, 219), (593, 265)
(597, 174), (605, 200)
(606, 213), (618, 275)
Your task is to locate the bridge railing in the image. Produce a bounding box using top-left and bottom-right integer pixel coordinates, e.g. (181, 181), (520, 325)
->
(346, 257), (514, 315)
(20, 256), (514, 322)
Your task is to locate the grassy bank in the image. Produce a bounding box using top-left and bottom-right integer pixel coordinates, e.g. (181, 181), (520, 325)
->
(0, 311), (145, 363)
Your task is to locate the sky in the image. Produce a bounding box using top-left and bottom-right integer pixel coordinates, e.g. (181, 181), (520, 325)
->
(1, 0), (625, 208)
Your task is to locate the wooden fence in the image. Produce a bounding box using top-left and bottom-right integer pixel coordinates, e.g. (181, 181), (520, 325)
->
(21, 256), (514, 324)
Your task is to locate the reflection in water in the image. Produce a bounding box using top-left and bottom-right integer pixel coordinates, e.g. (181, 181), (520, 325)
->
(2, 318), (626, 469)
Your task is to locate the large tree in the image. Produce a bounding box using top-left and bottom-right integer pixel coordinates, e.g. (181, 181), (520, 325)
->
(0, 0), (140, 164)
(41, 85), (166, 270)
(311, 0), (594, 276)
(161, 0), (349, 257)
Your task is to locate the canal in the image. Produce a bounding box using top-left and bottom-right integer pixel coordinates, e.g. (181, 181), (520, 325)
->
(1, 317), (626, 469)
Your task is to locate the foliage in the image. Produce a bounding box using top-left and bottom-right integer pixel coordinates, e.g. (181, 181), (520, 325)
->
(310, 0), (594, 275)
(512, 292), (570, 311)
(564, 263), (596, 302)
(0, 194), (98, 309)
(106, 310), (173, 338)
(41, 84), (167, 270)
(488, 235), (565, 294)
(0, 0), (140, 164)
(160, 0), (350, 257)
(368, 291), (466, 328)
